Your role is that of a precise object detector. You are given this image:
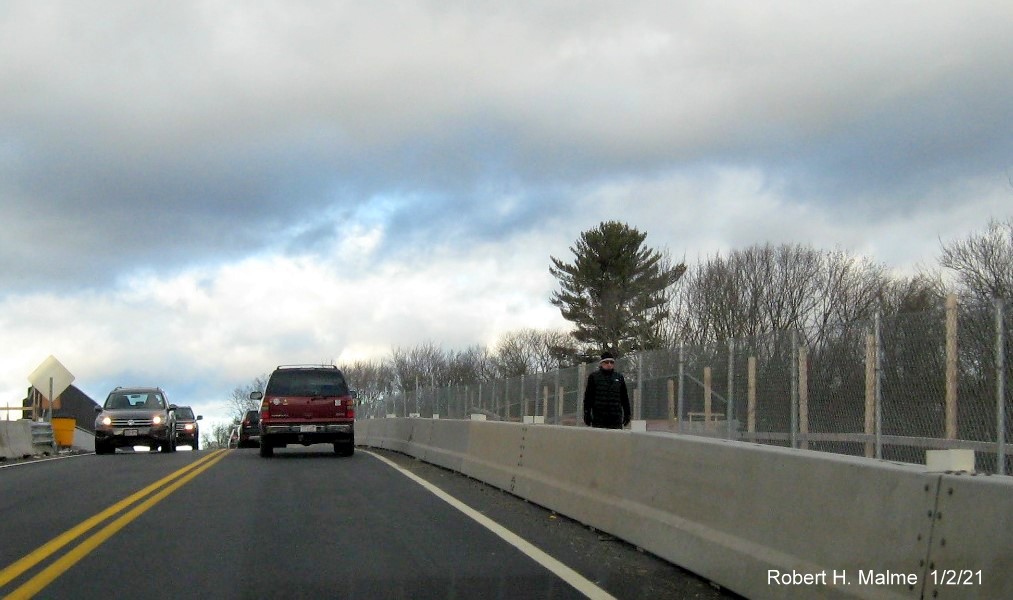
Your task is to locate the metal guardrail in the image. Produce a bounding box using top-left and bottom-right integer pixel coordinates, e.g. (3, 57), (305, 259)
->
(30, 422), (55, 450)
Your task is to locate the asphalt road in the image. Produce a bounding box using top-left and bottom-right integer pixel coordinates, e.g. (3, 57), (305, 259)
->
(0, 446), (740, 599)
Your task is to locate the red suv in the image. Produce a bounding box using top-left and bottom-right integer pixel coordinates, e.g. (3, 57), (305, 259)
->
(250, 365), (356, 457)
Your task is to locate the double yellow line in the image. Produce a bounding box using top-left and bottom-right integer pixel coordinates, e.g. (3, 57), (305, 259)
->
(0, 449), (230, 600)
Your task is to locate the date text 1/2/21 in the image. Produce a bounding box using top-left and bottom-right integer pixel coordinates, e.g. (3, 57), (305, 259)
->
(931, 570), (982, 586)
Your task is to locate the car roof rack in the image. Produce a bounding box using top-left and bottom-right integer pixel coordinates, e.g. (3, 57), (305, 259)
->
(275, 364), (339, 370)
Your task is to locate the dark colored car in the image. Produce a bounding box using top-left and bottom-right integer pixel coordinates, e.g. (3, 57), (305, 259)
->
(94, 387), (178, 454)
(173, 406), (203, 450)
(251, 364), (356, 457)
(238, 409), (260, 448)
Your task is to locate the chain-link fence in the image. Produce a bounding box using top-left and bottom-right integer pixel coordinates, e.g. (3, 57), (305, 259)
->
(357, 298), (1012, 474)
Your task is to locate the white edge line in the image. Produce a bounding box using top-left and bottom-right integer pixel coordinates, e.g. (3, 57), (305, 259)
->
(0, 453), (93, 469)
(364, 449), (616, 600)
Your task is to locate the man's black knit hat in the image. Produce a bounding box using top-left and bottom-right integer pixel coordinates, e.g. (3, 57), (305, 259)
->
(600, 351), (615, 361)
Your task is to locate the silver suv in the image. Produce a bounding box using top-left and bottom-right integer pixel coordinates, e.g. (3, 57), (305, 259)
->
(94, 387), (179, 454)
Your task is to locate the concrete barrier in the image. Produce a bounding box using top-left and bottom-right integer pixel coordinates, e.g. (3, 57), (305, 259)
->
(368, 418), (414, 454)
(355, 419), (1012, 600)
(414, 419), (471, 473)
(612, 433), (932, 600)
(73, 426), (95, 451)
(921, 472), (1012, 599)
(0, 420), (42, 459)
(459, 421), (526, 491)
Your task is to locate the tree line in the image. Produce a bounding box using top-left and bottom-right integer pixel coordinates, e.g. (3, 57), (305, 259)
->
(210, 216), (1012, 438)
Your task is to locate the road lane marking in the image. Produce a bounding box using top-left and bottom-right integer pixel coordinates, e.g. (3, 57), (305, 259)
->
(0, 449), (227, 592)
(0, 454), (91, 470)
(364, 450), (617, 600)
(4, 449), (230, 600)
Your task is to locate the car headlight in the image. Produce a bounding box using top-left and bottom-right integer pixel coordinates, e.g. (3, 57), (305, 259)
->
(152, 415), (163, 425)
(101, 416), (112, 426)
(184, 423), (194, 431)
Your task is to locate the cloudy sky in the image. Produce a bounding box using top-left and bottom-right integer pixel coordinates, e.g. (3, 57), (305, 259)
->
(2, 1), (1012, 430)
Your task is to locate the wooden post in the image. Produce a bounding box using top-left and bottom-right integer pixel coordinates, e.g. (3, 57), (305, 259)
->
(945, 294), (958, 439)
(636, 354), (643, 421)
(704, 367), (712, 424)
(865, 333), (875, 457)
(799, 345), (809, 450)
(748, 356), (757, 433)
(556, 386), (565, 424)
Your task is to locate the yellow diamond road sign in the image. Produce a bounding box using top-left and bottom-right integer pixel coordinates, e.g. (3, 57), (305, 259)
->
(28, 355), (75, 400)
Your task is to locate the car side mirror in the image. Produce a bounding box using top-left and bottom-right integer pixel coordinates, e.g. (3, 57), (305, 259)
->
(196, 415), (203, 420)
(250, 391), (263, 400)
(350, 390), (358, 400)
(94, 406), (103, 413)
(168, 404), (178, 411)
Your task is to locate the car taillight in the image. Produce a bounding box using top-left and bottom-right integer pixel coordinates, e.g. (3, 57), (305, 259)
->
(346, 399), (355, 419)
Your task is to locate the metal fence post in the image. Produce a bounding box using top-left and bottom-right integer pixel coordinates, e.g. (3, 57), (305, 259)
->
(996, 299), (1007, 476)
(555, 368), (562, 423)
(577, 365), (585, 427)
(677, 343), (685, 434)
(790, 331), (798, 449)
(727, 339), (735, 440)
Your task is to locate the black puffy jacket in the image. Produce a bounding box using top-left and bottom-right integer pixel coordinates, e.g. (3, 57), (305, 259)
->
(583, 368), (631, 428)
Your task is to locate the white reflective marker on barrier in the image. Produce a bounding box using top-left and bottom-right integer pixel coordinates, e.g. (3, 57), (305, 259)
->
(925, 449), (975, 472)
(630, 420), (647, 432)
(470, 414), (486, 421)
(523, 416), (544, 424)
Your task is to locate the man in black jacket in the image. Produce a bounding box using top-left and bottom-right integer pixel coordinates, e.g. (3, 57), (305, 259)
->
(583, 352), (631, 429)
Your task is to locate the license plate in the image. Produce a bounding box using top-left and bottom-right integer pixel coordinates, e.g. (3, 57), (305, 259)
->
(124, 429), (138, 436)
(299, 425), (317, 433)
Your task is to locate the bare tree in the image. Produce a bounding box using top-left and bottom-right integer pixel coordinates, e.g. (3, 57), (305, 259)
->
(201, 421), (235, 449)
(339, 359), (395, 415)
(489, 328), (577, 377)
(879, 273), (947, 314)
(939, 217), (1013, 306)
(386, 341), (448, 393)
(446, 345), (494, 384)
(668, 243), (891, 346)
(225, 374), (268, 421)
(490, 330), (533, 377)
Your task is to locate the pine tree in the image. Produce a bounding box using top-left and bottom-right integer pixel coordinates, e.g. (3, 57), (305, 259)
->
(549, 221), (686, 356)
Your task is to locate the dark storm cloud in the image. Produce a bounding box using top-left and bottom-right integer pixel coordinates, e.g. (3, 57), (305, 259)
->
(3, 0), (1012, 293)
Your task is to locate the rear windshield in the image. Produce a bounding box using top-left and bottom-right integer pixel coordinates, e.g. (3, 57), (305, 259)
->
(265, 369), (349, 397)
(175, 407), (195, 420)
